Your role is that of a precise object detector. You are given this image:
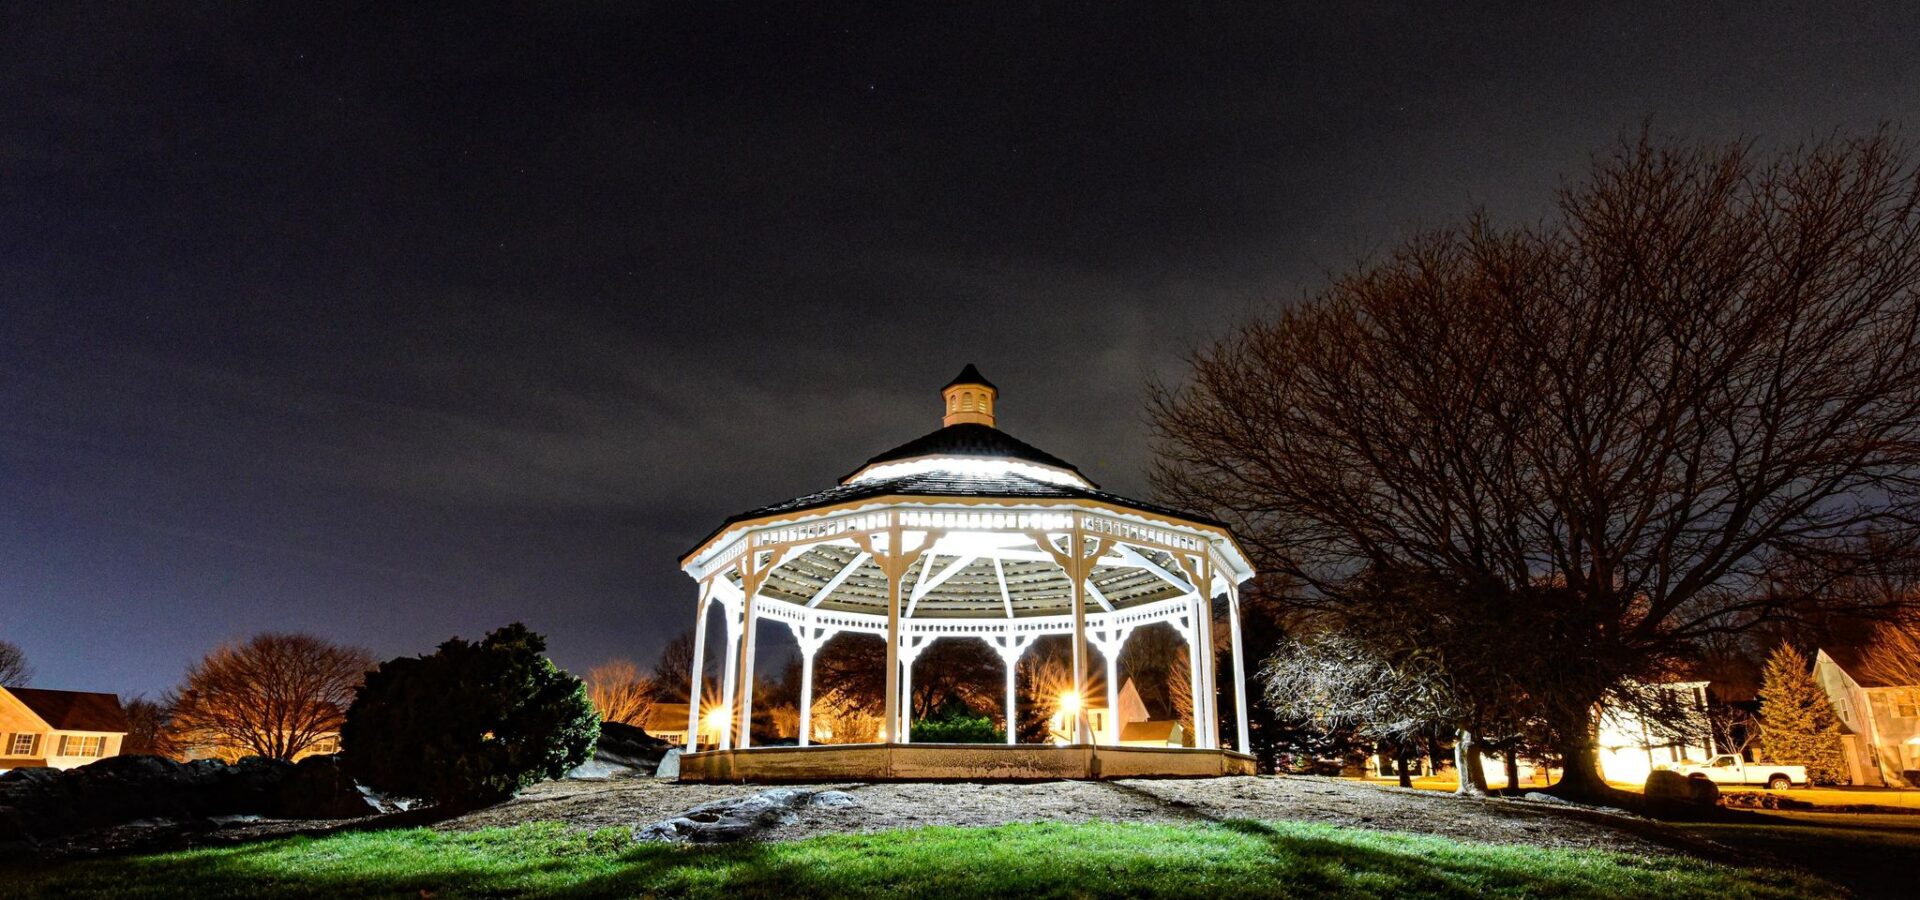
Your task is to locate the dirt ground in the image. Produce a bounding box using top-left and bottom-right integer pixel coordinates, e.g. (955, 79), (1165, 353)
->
(441, 775), (1685, 856)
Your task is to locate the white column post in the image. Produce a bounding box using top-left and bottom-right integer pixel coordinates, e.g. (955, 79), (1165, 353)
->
(1069, 520), (1092, 744)
(1003, 632), (1019, 745)
(1228, 580), (1251, 754)
(686, 585), (711, 752)
(1102, 629), (1129, 745)
(900, 637), (915, 743)
(736, 602), (759, 749)
(878, 520), (904, 744)
(1186, 597), (1206, 748)
(795, 621), (821, 748)
(1198, 586), (1218, 749)
(734, 547), (771, 752)
(718, 598), (741, 751)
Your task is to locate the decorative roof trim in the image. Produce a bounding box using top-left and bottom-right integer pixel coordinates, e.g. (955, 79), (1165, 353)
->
(680, 494), (1255, 585)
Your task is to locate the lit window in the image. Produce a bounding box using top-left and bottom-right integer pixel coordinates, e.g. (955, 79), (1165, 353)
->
(57, 735), (105, 757)
(7, 733), (40, 755)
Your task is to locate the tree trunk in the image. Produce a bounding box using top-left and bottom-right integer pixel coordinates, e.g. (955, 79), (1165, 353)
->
(1503, 743), (1520, 795)
(1548, 702), (1629, 805)
(1396, 743), (1413, 788)
(1453, 728), (1490, 796)
(1426, 733), (1445, 775)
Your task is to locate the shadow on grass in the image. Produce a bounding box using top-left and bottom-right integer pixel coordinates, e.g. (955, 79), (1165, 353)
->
(6, 819), (1839, 900)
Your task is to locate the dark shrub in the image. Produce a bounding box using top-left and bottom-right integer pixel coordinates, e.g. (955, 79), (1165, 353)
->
(910, 698), (1003, 743)
(342, 623), (598, 806)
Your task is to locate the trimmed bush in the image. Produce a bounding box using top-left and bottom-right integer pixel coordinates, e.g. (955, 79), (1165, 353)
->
(342, 623), (598, 806)
(910, 699), (1003, 743)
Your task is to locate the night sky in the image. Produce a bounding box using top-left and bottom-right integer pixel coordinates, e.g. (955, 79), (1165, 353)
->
(5, 4), (1918, 697)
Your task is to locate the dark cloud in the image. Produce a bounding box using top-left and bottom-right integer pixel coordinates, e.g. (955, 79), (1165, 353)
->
(4, 3), (1919, 693)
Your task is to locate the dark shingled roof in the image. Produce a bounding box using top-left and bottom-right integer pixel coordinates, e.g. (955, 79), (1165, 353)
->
(685, 468), (1224, 561)
(842, 423), (1088, 485)
(6, 687), (130, 733)
(943, 363), (996, 391)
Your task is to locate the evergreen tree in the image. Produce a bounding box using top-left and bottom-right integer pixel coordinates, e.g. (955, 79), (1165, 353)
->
(1754, 643), (1847, 785)
(343, 623), (599, 805)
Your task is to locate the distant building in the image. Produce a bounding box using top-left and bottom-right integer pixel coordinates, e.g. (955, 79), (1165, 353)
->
(1048, 679), (1185, 747)
(1595, 681), (1715, 785)
(1815, 648), (1920, 787)
(0, 686), (129, 770)
(644, 703), (717, 748)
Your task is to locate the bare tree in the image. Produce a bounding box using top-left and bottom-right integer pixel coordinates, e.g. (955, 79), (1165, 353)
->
(585, 659), (656, 726)
(0, 640), (31, 686)
(1858, 619), (1920, 688)
(1153, 131), (1920, 802)
(651, 632), (696, 703)
(167, 633), (373, 762)
(121, 694), (177, 758)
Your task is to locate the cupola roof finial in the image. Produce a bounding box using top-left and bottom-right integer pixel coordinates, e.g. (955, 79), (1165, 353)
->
(941, 365), (997, 428)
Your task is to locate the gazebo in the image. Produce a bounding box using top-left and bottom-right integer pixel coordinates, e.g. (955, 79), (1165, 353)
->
(676, 367), (1256, 781)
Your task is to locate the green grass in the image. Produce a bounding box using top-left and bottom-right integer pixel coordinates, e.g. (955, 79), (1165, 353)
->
(4, 819), (1836, 899)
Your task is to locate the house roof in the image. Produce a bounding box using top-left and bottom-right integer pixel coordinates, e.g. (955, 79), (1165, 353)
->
(1119, 720), (1182, 743)
(5, 687), (129, 733)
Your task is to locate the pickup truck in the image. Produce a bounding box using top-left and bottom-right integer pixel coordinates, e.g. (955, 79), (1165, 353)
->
(1663, 754), (1807, 790)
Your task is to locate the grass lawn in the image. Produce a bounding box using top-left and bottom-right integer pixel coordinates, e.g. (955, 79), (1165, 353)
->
(1680, 815), (1920, 900)
(4, 819), (1835, 900)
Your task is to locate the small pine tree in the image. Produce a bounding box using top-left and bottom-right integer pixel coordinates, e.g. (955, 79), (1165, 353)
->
(1754, 643), (1847, 785)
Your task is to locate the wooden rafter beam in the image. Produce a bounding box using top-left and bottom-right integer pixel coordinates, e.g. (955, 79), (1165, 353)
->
(806, 551), (869, 608)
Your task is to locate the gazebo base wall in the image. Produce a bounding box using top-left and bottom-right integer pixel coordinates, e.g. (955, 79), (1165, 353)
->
(678, 743), (1256, 783)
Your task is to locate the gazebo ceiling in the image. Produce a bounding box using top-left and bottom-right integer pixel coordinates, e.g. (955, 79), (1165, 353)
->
(745, 539), (1194, 619)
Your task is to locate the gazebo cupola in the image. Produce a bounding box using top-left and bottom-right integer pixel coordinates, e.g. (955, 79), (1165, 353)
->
(942, 363), (997, 427)
(675, 367), (1257, 781)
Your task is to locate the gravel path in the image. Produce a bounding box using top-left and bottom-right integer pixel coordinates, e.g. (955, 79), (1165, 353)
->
(440, 775), (1681, 855)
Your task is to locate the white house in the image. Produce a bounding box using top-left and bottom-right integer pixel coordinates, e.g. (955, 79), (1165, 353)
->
(1594, 681), (1715, 785)
(1376, 681), (1716, 786)
(1815, 647), (1920, 787)
(0, 686), (130, 771)
(1048, 679), (1185, 747)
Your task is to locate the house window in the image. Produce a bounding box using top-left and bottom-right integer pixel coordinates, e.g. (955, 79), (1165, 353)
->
(56, 735), (105, 757)
(7, 732), (40, 756)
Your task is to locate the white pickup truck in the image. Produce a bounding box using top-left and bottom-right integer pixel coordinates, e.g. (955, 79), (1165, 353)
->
(1664, 754), (1807, 790)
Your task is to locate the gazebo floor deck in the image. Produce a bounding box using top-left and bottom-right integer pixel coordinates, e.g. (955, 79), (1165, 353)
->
(677, 743), (1255, 783)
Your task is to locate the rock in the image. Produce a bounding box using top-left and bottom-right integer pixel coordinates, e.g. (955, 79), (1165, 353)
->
(654, 748), (681, 780)
(1522, 791), (1572, 805)
(274, 755), (381, 819)
(635, 788), (859, 844)
(1643, 770), (1719, 818)
(808, 790), (858, 808)
(0, 752), (393, 848)
(567, 722), (671, 781)
(597, 722), (671, 768)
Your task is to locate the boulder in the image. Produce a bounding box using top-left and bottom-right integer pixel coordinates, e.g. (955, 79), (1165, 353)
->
(635, 788), (859, 844)
(568, 721), (672, 780)
(0, 752), (385, 848)
(273, 755), (381, 819)
(1643, 770), (1719, 818)
(654, 748), (682, 780)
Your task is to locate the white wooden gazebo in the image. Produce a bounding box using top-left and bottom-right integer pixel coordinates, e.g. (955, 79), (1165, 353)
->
(676, 367), (1256, 781)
